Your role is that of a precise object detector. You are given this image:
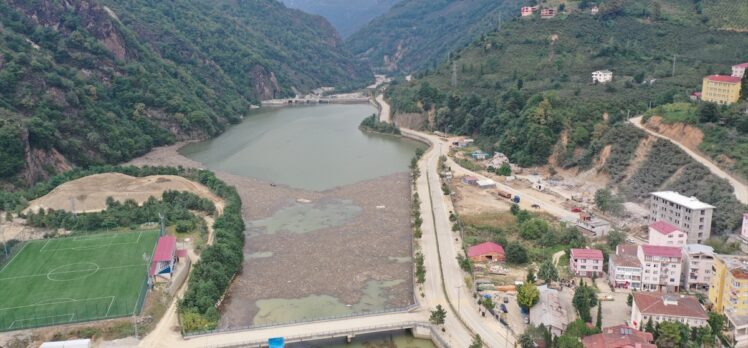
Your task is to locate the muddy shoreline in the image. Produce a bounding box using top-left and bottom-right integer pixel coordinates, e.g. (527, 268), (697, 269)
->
(128, 142), (415, 328)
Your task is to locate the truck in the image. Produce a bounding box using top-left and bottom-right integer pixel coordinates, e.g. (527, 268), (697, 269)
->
(512, 195), (520, 204)
(497, 190), (512, 199)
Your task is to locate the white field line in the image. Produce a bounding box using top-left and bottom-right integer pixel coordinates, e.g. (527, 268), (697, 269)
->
(39, 239), (52, 252)
(39, 240), (141, 252)
(8, 313), (75, 329)
(105, 296), (116, 317)
(0, 296), (115, 312)
(0, 243), (29, 274)
(0, 263), (148, 282)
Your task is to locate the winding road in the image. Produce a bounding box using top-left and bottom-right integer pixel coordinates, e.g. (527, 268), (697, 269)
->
(629, 116), (748, 205)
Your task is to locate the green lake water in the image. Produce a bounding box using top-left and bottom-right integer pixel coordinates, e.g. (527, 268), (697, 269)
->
(179, 104), (422, 191)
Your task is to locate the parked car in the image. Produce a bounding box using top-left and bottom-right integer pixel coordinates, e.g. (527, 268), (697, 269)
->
(531, 203), (540, 209)
(499, 304), (508, 313)
(503, 296), (509, 304)
(571, 207), (582, 213)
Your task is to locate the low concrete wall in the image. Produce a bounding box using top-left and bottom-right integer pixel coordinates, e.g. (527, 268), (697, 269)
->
(168, 258), (191, 296)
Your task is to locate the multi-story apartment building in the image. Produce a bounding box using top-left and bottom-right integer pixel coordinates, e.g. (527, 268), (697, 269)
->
(570, 248), (604, 277)
(701, 75), (742, 105)
(681, 244), (714, 292)
(708, 254), (748, 348)
(609, 244), (642, 290)
(638, 245), (683, 292)
(649, 191), (715, 244)
(630, 293), (708, 330)
(648, 221), (687, 247)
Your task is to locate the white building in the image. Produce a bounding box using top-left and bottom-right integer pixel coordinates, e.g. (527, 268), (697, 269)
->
(649, 191), (714, 244)
(638, 244), (683, 292)
(681, 244), (714, 292)
(609, 244), (643, 290)
(733, 62), (748, 79)
(648, 221), (687, 247)
(592, 70), (613, 84)
(630, 293), (708, 330)
(577, 217), (611, 237)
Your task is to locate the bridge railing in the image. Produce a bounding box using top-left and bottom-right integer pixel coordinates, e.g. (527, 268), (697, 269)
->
(183, 304), (419, 338)
(204, 321), (442, 348)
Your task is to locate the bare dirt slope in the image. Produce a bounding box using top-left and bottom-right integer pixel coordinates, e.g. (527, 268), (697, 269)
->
(644, 116), (704, 152)
(24, 173), (223, 214)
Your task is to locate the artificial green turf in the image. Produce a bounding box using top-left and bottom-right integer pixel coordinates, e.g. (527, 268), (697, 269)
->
(0, 230), (159, 331)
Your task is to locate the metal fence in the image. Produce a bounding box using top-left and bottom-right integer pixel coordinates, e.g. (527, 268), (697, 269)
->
(183, 304), (419, 338)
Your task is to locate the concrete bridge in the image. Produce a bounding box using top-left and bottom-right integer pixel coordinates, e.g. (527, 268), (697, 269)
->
(177, 312), (447, 348)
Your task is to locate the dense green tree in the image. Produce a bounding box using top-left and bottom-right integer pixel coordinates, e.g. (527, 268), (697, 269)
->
(607, 230), (626, 250)
(517, 282), (540, 310)
(656, 321), (682, 348)
(506, 242), (529, 264)
(596, 303), (602, 329)
(518, 333), (535, 348)
(526, 265), (536, 283)
(741, 73), (748, 100)
(594, 188), (623, 215)
(497, 163), (512, 176)
(699, 102), (720, 123)
(520, 219), (550, 240)
(538, 259), (559, 285)
(572, 281), (597, 322)
(430, 305), (447, 326)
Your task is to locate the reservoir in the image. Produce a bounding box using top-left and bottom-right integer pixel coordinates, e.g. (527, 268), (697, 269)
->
(180, 103), (422, 333)
(180, 104), (422, 191)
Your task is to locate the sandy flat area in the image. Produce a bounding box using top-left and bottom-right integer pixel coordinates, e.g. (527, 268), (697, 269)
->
(24, 172), (223, 214)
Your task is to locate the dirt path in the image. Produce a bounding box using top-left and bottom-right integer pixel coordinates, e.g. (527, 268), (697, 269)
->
(629, 116), (748, 204)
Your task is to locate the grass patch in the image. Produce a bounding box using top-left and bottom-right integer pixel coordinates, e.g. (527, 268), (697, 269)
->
(0, 230), (159, 331)
(645, 102), (698, 124)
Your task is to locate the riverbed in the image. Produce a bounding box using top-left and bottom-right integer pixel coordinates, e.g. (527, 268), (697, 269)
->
(131, 104), (422, 329)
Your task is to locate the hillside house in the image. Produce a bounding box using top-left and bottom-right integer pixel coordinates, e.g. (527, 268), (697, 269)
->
(592, 70), (613, 84)
(701, 75), (742, 105)
(452, 137), (474, 148)
(468, 242), (505, 262)
(521, 6), (538, 17)
(689, 91), (701, 101)
(471, 150), (490, 160)
(648, 221), (687, 247)
(582, 325), (655, 348)
(630, 293), (708, 330)
(733, 62), (748, 79)
(590, 5), (599, 15)
(570, 248), (604, 277)
(577, 213), (611, 237)
(540, 8), (556, 18)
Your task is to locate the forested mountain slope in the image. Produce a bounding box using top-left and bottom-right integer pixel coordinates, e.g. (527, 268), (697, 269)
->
(345, 0), (520, 74)
(280, 0), (399, 38)
(0, 0), (369, 187)
(387, 1), (748, 233)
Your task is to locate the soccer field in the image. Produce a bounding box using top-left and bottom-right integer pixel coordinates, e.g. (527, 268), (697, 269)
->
(0, 230), (159, 331)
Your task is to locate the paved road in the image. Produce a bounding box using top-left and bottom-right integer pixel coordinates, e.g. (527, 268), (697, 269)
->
(404, 128), (517, 348)
(376, 94), (391, 123)
(629, 116), (748, 204)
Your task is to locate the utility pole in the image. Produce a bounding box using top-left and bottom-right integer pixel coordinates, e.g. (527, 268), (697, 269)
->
(451, 61), (458, 88)
(672, 54), (677, 77)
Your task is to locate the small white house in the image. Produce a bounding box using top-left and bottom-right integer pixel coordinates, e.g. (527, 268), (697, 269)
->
(592, 70), (613, 84)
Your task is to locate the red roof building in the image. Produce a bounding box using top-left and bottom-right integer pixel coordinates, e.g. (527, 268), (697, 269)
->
(648, 221), (686, 247)
(582, 325), (655, 348)
(705, 75), (742, 84)
(631, 293), (708, 329)
(150, 235), (177, 279)
(570, 248), (604, 277)
(639, 245), (681, 258)
(540, 8), (556, 18)
(468, 242), (505, 262)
